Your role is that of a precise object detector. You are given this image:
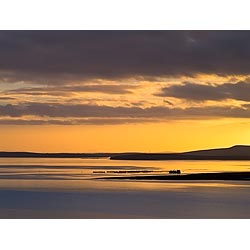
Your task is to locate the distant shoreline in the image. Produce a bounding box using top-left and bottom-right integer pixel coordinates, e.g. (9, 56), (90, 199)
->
(99, 172), (250, 181)
(2, 145), (250, 160)
(0, 152), (113, 158)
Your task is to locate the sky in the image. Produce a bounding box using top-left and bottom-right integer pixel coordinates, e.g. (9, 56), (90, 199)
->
(1, 30), (250, 152)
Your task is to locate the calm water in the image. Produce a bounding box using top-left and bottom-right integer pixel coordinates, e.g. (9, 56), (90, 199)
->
(0, 157), (250, 218)
(0, 157), (250, 180)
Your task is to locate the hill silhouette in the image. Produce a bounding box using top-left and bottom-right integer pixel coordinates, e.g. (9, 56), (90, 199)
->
(1, 145), (250, 160)
(110, 145), (250, 160)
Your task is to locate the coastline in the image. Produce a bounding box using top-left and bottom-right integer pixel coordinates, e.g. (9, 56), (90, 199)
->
(99, 171), (250, 181)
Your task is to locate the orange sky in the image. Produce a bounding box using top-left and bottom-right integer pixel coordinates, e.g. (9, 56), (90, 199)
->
(1, 118), (250, 153)
(1, 31), (250, 152)
(1, 74), (250, 152)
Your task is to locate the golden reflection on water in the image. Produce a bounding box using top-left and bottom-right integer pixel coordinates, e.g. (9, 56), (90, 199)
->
(0, 178), (249, 194)
(1, 158), (250, 173)
(0, 158), (249, 193)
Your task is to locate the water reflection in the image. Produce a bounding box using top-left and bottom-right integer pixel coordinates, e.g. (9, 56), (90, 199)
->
(0, 158), (249, 218)
(0, 158), (250, 181)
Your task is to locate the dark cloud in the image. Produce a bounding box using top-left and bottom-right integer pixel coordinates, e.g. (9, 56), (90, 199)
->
(0, 119), (72, 125)
(1, 31), (250, 84)
(242, 104), (250, 109)
(63, 84), (138, 94)
(0, 118), (160, 125)
(0, 96), (15, 100)
(156, 81), (250, 101)
(1, 102), (250, 122)
(163, 99), (174, 106)
(4, 84), (139, 96)
(0, 103), (167, 118)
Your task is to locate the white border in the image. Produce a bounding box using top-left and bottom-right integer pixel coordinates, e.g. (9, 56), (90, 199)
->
(0, 219), (249, 250)
(0, 1), (250, 249)
(0, 0), (250, 30)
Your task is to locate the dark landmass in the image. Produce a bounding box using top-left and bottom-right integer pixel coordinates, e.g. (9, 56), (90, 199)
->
(2, 145), (250, 160)
(99, 171), (250, 181)
(0, 152), (114, 158)
(110, 145), (250, 160)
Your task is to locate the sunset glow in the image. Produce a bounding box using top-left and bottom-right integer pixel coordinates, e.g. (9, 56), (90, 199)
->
(1, 31), (250, 152)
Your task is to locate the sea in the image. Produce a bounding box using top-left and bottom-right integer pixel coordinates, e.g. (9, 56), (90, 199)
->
(0, 157), (249, 218)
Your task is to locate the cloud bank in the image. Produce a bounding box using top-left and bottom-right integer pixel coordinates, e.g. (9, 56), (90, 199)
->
(157, 81), (250, 101)
(1, 31), (250, 83)
(1, 31), (250, 125)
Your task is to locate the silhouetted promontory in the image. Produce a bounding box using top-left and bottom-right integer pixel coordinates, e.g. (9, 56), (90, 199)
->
(110, 145), (250, 160)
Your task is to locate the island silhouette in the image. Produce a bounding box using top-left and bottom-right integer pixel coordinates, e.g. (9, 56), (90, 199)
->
(1, 145), (250, 182)
(1, 145), (250, 160)
(110, 145), (250, 160)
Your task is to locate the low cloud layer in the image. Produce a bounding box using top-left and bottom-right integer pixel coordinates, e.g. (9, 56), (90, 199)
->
(1, 102), (250, 125)
(1, 31), (250, 125)
(157, 81), (250, 102)
(4, 84), (139, 96)
(0, 117), (160, 125)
